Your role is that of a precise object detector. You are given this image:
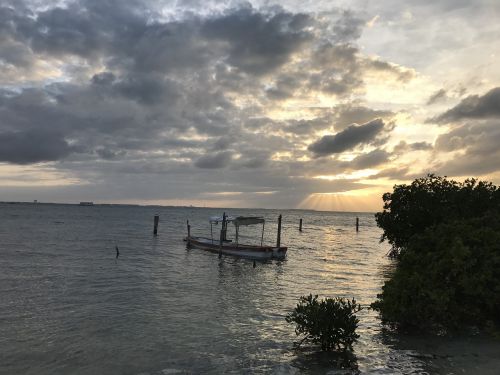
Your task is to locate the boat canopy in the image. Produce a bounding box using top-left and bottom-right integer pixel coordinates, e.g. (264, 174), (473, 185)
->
(207, 214), (266, 246)
(209, 216), (235, 224)
(232, 216), (265, 227)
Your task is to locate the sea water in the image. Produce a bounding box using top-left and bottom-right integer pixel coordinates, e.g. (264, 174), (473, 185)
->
(1, 203), (499, 374)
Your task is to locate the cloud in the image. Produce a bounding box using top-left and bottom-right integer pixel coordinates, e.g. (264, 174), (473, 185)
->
(0, 0), (430, 207)
(435, 147), (500, 176)
(431, 88), (500, 177)
(433, 119), (500, 176)
(285, 117), (331, 135)
(333, 105), (394, 130)
(393, 140), (433, 153)
(194, 151), (233, 169)
(0, 130), (74, 164)
(308, 118), (388, 156)
(308, 43), (363, 96)
(433, 87), (500, 123)
(331, 10), (365, 42)
(202, 6), (312, 75)
(426, 88), (447, 105)
(113, 74), (180, 105)
(348, 149), (390, 169)
(265, 73), (305, 100)
(435, 121), (500, 153)
(370, 166), (410, 180)
(363, 58), (415, 82)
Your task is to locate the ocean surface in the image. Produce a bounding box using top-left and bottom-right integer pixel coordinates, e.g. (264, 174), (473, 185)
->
(1, 203), (499, 374)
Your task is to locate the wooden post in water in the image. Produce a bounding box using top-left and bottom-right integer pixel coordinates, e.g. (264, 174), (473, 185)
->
(153, 214), (159, 235)
(356, 217), (359, 232)
(277, 214), (282, 248)
(219, 212), (226, 258)
(222, 212), (227, 241)
(219, 228), (223, 258)
(187, 220), (191, 245)
(299, 218), (303, 232)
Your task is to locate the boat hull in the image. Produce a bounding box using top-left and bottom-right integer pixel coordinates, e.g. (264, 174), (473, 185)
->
(185, 236), (287, 260)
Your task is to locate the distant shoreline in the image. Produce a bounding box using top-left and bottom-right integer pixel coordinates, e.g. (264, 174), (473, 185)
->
(0, 201), (376, 214)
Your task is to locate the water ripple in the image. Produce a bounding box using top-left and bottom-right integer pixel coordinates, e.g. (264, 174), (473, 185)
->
(1, 204), (499, 374)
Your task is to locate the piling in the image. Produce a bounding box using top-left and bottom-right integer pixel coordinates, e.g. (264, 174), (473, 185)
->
(219, 228), (223, 258)
(277, 214), (282, 248)
(153, 214), (159, 235)
(299, 218), (303, 232)
(222, 212), (227, 241)
(356, 217), (359, 232)
(187, 220), (191, 245)
(217, 213), (227, 258)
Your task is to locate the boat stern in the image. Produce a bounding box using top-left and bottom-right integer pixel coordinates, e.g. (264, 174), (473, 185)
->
(272, 246), (287, 260)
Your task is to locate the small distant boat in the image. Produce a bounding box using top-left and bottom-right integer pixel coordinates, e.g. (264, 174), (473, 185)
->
(184, 213), (287, 260)
(79, 201), (94, 206)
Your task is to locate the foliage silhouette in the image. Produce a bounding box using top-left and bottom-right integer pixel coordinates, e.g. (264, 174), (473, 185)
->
(286, 294), (361, 351)
(372, 175), (500, 332)
(375, 174), (500, 258)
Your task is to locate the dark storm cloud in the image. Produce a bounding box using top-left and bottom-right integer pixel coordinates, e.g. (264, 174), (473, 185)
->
(349, 149), (390, 169)
(91, 72), (116, 85)
(91, 71), (179, 107)
(0, 39), (34, 68)
(0, 0), (323, 166)
(278, 105), (394, 136)
(0, 0), (416, 206)
(308, 119), (387, 156)
(305, 40), (415, 97)
(433, 87), (500, 123)
(430, 87), (500, 178)
(29, 4), (107, 58)
(1, 0), (211, 74)
(426, 88), (447, 105)
(0, 130), (73, 164)
(232, 150), (270, 169)
(334, 105), (394, 130)
(113, 74), (180, 105)
(331, 10), (365, 42)
(286, 117), (331, 135)
(308, 43), (363, 96)
(433, 119), (500, 176)
(265, 74), (305, 100)
(310, 70), (363, 96)
(435, 146), (500, 176)
(312, 43), (358, 69)
(194, 151), (233, 169)
(434, 121), (500, 153)
(202, 6), (312, 75)
(95, 147), (125, 160)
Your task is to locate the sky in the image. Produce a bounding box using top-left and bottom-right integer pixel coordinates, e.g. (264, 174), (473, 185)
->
(1, 0), (500, 211)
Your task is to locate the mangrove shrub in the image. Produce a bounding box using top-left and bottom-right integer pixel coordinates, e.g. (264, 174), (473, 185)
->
(372, 175), (500, 331)
(375, 174), (500, 257)
(286, 294), (361, 351)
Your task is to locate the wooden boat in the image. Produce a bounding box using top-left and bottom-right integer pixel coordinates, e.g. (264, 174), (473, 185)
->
(79, 201), (94, 206)
(184, 213), (287, 260)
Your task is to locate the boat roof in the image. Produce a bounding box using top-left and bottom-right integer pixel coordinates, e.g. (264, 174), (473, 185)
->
(209, 215), (265, 226)
(209, 216), (235, 224)
(233, 216), (265, 226)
